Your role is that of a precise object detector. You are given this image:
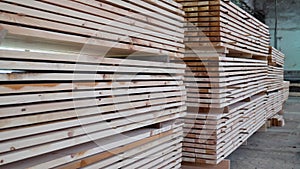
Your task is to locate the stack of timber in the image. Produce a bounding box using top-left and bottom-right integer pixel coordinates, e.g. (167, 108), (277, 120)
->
(0, 0), (184, 58)
(176, 0), (271, 166)
(0, 1), (187, 168)
(268, 46), (285, 67)
(178, 0), (270, 57)
(181, 56), (268, 165)
(265, 47), (288, 119)
(266, 47), (285, 92)
(265, 90), (284, 119)
(183, 56), (268, 109)
(0, 50), (187, 168)
(267, 65), (284, 92)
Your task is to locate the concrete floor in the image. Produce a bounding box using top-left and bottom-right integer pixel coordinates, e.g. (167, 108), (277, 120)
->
(228, 97), (300, 169)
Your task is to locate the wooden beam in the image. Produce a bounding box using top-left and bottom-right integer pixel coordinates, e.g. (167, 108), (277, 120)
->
(182, 159), (230, 169)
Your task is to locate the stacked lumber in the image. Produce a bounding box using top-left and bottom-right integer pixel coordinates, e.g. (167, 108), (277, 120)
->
(265, 47), (288, 119)
(267, 65), (284, 92)
(1, 121), (184, 169)
(183, 56), (268, 109)
(178, 0), (270, 57)
(266, 47), (285, 92)
(268, 47), (285, 67)
(183, 93), (266, 164)
(0, 0), (184, 57)
(0, 50), (186, 168)
(176, 0), (271, 165)
(0, 0), (187, 168)
(180, 55), (268, 164)
(265, 90), (284, 119)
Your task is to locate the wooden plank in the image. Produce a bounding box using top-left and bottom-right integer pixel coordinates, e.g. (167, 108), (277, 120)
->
(0, 50), (186, 69)
(0, 73), (183, 82)
(0, 86), (184, 106)
(0, 81), (183, 95)
(0, 60), (185, 74)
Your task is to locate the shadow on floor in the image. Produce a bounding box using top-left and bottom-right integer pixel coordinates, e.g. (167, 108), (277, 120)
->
(228, 97), (300, 169)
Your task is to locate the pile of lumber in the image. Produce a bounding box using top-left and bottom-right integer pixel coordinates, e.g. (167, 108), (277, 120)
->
(183, 56), (268, 109)
(183, 93), (266, 164)
(266, 47), (285, 92)
(265, 90), (284, 119)
(177, 0), (271, 165)
(0, 50), (186, 168)
(265, 47), (289, 119)
(178, 0), (270, 57)
(267, 65), (284, 92)
(0, 0), (184, 57)
(181, 55), (268, 164)
(0, 1), (187, 168)
(268, 47), (285, 67)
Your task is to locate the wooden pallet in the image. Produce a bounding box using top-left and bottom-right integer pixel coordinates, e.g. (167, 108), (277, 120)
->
(182, 159), (230, 169)
(177, 0), (270, 57)
(270, 114), (285, 127)
(0, 0), (184, 57)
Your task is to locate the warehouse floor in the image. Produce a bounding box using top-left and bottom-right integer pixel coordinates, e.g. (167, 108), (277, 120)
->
(228, 97), (300, 169)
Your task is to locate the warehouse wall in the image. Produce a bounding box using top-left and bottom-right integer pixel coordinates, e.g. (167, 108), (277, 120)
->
(244, 0), (254, 8)
(254, 0), (300, 72)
